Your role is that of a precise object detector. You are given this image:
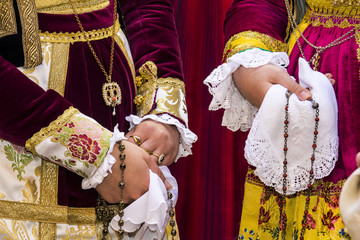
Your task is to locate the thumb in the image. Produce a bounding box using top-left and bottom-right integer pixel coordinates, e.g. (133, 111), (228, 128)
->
(278, 76), (312, 101)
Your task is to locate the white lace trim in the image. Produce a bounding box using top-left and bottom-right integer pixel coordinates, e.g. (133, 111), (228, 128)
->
(126, 114), (197, 161)
(245, 58), (339, 195)
(111, 166), (178, 240)
(82, 125), (126, 189)
(203, 48), (289, 132)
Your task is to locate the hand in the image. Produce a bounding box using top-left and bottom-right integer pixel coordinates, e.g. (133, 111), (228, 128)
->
(125, 119), (180, 166)
(233, 64), (312, 108)
(95, 141), (151, 204)
(356, 152), (360, 168)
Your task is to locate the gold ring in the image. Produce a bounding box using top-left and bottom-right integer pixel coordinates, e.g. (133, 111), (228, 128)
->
(156, 154), (165, 165)
(130, 136), (141, 146)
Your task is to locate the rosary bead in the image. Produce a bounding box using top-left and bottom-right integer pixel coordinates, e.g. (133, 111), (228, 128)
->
(120, 162), (126, 170)
(284, 120), (289, 124)
(315, 117), (320, 122)
(170, 220), (176, 227)
(284, 133), (288, 138)
(171, 229), (177, 236)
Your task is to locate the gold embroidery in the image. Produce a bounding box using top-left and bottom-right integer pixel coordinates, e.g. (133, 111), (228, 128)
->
(308, 0), (360, 15)
(223, 31), (288, 62)
(149, 77), (186, 121)
(25, 107), (80, 155)
(16, 0), (42, 67)
(311, 12), (360, 28)
(22, 180), (39, 204)
(36, 0), (108, 14)
(0, 200), (96, 225)
(0, 0), (17, 38)
(48, 43), (69, 94)
(135, 61), (158, 117)
(39, 21), (120, 43)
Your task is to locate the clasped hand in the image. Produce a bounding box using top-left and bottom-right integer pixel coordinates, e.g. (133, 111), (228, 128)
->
(96, 119), (180, 203)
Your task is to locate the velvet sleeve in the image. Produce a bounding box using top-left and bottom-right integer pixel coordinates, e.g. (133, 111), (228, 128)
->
(119, 0), (188, 126)
(0, 56), (71, 146)
(223, 0), (289, 61)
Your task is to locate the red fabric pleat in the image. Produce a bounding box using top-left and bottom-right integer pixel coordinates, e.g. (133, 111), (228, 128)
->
(170, 1), (249, 239)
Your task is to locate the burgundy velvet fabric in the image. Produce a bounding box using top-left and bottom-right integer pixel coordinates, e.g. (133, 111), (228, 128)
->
(224, 0), (288, 43)
(119, 0), (184, 80)
(38, 1), (114, 33)
(0, 56), (72, 146)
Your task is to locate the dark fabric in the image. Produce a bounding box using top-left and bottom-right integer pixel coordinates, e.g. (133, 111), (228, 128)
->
(119, 0), (184, 80)
(0, 56), (72, 146)
(170, 0), (245, 239)
(0, 0), (25, 66)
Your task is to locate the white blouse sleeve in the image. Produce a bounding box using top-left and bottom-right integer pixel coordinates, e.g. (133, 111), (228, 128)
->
(203, 48), (289, 132)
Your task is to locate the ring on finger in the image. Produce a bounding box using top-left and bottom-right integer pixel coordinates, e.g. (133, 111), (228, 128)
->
(154, 153), (165, 165)
(130, 135), (142, 146)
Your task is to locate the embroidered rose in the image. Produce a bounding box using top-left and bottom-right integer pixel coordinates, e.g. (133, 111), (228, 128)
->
(305, 213), (316, 230)
(67, 134), (101, 163)
(321, 210), (340, 230)
(325, 195), (339, 209)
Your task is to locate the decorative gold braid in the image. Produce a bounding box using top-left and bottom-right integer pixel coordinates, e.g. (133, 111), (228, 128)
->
(223, 31), (288, 62)
(48, 43), (70, 94)
(16, 0), (42, 67)
(36, 0), (109, 14)
(0, 200), (96, 224)
(157, 77), (185, 92)
(39, 21), (120, 43)
(0, 0), (17, 38)
(25, 107), (80, 155)
(308, 0), (360, 15)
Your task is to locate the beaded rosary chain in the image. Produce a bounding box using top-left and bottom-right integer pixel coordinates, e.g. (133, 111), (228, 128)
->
(280, 91), (319, 240)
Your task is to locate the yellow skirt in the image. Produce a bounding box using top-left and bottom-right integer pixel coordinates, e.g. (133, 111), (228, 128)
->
(238, 169), (351, 240)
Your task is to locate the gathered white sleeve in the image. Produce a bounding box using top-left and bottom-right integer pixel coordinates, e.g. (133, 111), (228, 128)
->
(203, 48), (289, 132)
(126, 114), (197, 161)
(82, 125), (126, 189)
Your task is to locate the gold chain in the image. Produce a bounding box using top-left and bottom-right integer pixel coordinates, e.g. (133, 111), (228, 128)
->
(69, 0), (117, 83)
(284, 0), (358, 70)
(69, 0), (122, 114)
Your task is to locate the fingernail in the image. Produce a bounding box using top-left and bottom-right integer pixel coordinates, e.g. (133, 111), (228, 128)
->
(299, 90), (311, 101)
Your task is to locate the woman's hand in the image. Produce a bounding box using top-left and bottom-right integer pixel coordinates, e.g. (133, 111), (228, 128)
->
(95, 141), (151, 204)
(125, 119), (180, 167)
(356, 152), (360, 168)
(233, 64), (312, 108)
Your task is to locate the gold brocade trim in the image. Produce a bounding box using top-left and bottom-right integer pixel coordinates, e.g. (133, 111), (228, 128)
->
(25, 107), (80, 155)
(114, 34), (136, 82)
(48, 43), (69, 94)
(0, 200), (96, 225)
(311, 12), (360, 28)
(0, 0), (17, 38)
(134, 61), (158, 117)
(39, 20), (120, 43)
(246, 168), (345, 196)
(16, 0), (42, 67)
(223, 31), (288, 62)
(39, 223), (56, 239)
(308, 0), (360, 15)
(149, 77), (186, 122)
(36, 0), (109, 14)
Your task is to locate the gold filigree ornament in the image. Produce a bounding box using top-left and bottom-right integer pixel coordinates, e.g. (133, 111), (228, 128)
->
(102, 81), (122, 115)
(69, 0), (122, 116)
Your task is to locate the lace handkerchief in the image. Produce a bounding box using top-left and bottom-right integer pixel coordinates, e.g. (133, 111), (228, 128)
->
(245, 58), (338, 195)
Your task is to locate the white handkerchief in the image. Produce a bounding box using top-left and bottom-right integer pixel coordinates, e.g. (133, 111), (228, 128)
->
(245, 58), (338, 194)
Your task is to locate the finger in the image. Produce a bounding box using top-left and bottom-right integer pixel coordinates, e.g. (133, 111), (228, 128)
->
(356, 152), (360, 168)
(144, 155), (166, 183)
(276, 74), (312, 101)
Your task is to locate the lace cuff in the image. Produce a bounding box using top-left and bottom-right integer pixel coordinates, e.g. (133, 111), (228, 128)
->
(126, 114), (197, 161)
(110, 166), (178, 239)
(82, 126), (126, 189)
(204, 48), (289, 132)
